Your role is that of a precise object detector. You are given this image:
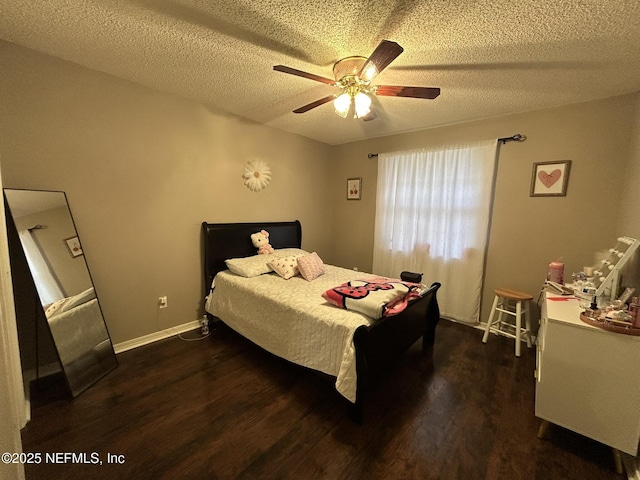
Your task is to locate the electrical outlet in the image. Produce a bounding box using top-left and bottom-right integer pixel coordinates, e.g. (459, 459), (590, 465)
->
(158, 296), (167, 308)
(201, 316), (209, 335)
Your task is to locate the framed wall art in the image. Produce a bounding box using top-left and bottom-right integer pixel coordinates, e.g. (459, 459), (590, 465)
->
(530, 160), (572, 197)
(64, 236), (83, 257)
(347, 177), (362, 200)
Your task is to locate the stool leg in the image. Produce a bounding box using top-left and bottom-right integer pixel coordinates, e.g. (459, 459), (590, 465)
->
(482, 295), (499, 343)
(515, 300), (522, 357)
(496, 299), (505, 331)
(525, 300), (532, 348)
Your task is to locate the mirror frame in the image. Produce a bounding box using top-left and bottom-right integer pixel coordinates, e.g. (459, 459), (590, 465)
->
(4, 188), (117, 397)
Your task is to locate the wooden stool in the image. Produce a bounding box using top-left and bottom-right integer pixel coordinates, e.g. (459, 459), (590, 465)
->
(482, 287), (533, 357)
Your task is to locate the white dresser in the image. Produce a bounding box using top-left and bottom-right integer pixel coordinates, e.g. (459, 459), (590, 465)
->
(535, 292), (640, 456)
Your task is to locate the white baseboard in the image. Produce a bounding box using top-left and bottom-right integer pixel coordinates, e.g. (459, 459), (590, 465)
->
(113, 320), (201, 354)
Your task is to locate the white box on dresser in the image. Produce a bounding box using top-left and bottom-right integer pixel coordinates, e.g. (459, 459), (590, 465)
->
(535, 291), (640, 457)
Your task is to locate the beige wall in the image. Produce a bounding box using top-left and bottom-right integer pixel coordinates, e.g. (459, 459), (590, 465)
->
(12, 206), (93, 298)
(618, 95), (640, 237)
(616, 94), (640, 288)
(0, 41), (333, 344)
(331, 94), (638, 323)
(2, 39), (639, 344)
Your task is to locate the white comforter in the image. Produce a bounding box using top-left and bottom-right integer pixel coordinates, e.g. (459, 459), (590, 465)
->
(205, 265), (381, 403)
(47, 298), (108, 364)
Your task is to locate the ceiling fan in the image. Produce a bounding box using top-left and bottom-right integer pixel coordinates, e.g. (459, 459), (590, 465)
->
(273, 40), (440, 121)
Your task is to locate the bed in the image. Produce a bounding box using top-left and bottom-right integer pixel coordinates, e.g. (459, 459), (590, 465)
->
(202, 220), (441, 422)
(45, 288), (108, 365)
(43, 287), (116, 396)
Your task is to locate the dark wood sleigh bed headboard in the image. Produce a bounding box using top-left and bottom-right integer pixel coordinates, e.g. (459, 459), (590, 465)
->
(201, 220), (302, 296)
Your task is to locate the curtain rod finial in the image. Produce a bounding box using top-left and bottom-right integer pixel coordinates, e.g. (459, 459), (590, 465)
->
(499, 133), (526, 144)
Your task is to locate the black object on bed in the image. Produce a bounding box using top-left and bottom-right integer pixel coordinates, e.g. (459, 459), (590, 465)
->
(201, 220), (441, 423)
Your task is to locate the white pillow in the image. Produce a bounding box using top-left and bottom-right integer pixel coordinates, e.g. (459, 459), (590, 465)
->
(273, 248), (309, 258)
(60, 287), (96, 312)
(225, 249), (308, 278)
(225, 255), (273, 277)
(267, 256), (300, 280)
(45, 298), (67, 318)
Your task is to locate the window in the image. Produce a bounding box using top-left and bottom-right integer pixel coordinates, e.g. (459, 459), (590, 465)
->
(372, 140), (497, 322)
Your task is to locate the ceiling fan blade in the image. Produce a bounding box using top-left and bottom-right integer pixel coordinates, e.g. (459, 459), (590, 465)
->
(273, 65), (336, 85)
(292, 95), (336, 113)
(362, 108), (377, 122)
(357, 40), (404, 81)
(375, 85), (441, 99)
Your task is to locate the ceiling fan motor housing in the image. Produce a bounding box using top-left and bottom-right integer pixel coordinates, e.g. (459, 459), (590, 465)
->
(333, 56), (369, 82)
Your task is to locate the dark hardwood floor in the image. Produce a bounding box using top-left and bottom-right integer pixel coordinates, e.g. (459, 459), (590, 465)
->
(22, 320), (624, 479)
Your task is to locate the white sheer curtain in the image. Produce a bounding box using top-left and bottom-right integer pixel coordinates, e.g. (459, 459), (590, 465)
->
(373, 140), (498, 323)
(18, 230), (64, 305)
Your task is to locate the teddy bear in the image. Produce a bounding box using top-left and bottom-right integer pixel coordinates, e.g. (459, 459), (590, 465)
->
(251, 229), (274, 255)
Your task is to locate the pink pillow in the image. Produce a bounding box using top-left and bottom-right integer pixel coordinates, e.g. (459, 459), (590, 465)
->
(297, 252), (325, 281)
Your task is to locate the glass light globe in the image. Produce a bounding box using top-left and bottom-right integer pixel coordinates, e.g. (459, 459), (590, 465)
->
(333, 93), (351, 118)
(354, 92), (371, 118)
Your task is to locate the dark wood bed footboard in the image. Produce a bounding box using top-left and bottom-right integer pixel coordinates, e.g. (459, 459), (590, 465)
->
(349, 282), (441, 423)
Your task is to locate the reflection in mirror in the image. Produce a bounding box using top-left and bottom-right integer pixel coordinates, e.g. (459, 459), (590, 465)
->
(4, 189), (117, 397)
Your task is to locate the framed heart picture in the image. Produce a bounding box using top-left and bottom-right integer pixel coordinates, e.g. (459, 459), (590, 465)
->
(530, 160), (572, 197)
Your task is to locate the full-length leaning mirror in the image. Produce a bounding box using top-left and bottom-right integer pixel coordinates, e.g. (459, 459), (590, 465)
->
(4, 189), (117, 397)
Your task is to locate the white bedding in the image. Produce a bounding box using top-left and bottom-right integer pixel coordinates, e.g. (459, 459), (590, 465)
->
(205, 264), (381, 403)
(47, 297), (109, 364)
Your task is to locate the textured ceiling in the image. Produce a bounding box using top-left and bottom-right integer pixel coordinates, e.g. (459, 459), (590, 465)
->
(1, 0), (640, 145)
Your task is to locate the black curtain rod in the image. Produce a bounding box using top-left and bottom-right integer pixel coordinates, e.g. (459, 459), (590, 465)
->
(367, 133), (526, 158)
(498, 133), (526, 144)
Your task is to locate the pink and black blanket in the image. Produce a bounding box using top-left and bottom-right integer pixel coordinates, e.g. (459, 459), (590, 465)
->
(322, 277), (423, 320)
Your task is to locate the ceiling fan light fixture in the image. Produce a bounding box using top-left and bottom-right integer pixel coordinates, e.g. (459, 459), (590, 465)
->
(274, 40), (439, 120)
(359, 64), (378, 82)
(333, 92), (352, 118)
(354, 91), (371, 118)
